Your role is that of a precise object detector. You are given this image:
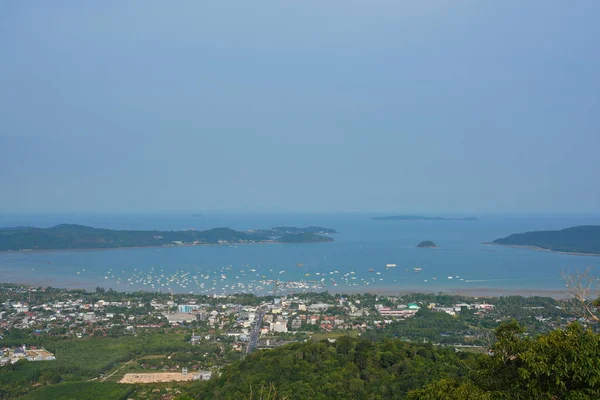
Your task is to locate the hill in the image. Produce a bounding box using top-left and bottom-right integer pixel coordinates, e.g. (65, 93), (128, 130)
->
(416, 240), (437, 248)
(0, 224), (335, 251)
(189, 322), (600, 400)
(193, 336), (477, 399)
(492, 225), (600, 255)
(373, 216), (478, 221)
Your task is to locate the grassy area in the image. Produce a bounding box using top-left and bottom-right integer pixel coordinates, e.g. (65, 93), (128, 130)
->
(458, 346), (489, 354)
(0, 333), (192, 399)
(19, 382), (136, 400)
(310, 330), (360, 341)
(138, 354), (167, 360)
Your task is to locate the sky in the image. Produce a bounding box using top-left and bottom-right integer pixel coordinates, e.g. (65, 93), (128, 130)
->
(1, 1), (599, 213)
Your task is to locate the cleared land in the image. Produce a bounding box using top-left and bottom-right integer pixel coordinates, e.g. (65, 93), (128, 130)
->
(119, 372), (199, 383)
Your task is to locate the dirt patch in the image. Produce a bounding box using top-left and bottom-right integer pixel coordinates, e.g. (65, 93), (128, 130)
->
(119, 372), (198, 383)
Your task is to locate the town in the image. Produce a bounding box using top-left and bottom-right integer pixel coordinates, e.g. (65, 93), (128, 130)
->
(0, 282), (593, 399)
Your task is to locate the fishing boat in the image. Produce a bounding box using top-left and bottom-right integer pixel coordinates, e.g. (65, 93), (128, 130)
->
(368, 268), (375, 272)
(385, 263), (397, 268)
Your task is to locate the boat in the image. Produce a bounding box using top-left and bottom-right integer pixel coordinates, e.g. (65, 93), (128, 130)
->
(413, 267), (422, 271)
(385, 263), (397, 268)
(368, 268), (375, 272)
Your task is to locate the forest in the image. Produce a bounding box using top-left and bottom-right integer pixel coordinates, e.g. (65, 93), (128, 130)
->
(190, 321), (600, 399)
(0, 224), (334, 251)
(493, 225), (600, 254)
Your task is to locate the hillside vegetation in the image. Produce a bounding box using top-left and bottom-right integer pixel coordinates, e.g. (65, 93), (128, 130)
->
(191, 321), (600, 400)
(493, 225), (600, 254)
(0, 224), (334, 251)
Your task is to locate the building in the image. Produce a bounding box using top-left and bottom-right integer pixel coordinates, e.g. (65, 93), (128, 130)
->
(178, 304), (201, 313)
(270, 321), (288, 333)
(307, 303), (332, 312)
(378, 308), (418, 318)
(164, 313), (197, 324)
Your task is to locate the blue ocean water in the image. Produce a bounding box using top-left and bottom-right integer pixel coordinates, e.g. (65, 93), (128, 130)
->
(0, 212), (598, 296)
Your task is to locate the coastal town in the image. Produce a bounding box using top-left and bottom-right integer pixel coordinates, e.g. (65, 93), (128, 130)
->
(0, 282), (595, 398)
(1, 283), (583, 363)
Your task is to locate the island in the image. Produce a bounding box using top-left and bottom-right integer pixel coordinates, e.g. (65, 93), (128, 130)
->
(488, 225), (600, 256)
(278, 233), (334, 243)
(417, 240), (437, 248)
(252, 226), (336, 235)
(373, 215), (479, 221)
(0, 224), (336, 251)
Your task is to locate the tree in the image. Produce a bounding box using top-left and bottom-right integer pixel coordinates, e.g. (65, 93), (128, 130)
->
(407, 379), (492, 400)
(562, 267), (600, 322)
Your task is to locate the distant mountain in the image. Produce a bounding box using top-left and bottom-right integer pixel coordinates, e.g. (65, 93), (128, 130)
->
(373, 215), (479, 221)
(0, 224), (335, 251)
(492, 225), (600, 255)
(417, 240), (437, 248)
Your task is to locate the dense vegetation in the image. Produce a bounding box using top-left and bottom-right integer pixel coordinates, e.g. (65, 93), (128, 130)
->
(493, 225), (600, 254)
(194, 336), (478, 399)
(0, 224), (335, 251)
(373, 216), (478, 221)
(19, 382), (135, 400)
(362, 308), (475, 344)
(416, 240), (436, 248)
(278, 233), (334, 243)
(192, 321), (600, 400)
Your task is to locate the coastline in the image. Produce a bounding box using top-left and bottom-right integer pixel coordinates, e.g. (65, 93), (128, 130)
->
(2, 279), (575, 299)
(0, 239), (335, 254)
(328, 285), (573, 299)
(482, 242), (600, 257)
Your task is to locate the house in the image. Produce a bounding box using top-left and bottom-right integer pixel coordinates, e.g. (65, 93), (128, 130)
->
(307, 303), (332, 312)
(164, 313), (197, 324)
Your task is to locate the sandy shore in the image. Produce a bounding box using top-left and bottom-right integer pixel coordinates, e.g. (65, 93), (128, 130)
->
(483, 242), (600, 257)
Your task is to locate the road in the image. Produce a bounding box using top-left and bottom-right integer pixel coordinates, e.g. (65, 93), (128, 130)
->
(246, 308), (266, 355)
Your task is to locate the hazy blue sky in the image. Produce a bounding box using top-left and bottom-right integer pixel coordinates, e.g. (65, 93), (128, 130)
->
(1, 1), (599, 213)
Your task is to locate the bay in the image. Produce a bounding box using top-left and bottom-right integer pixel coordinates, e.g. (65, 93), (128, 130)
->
(0, 212), (599, 297)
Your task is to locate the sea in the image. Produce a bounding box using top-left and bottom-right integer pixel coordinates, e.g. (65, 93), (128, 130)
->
(1, 212), (599, 297)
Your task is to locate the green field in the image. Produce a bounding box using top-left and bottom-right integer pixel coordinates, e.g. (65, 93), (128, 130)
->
(309, 330), (359, 341)
(19, 382), (136, 400)
(0, 333), (191, 399)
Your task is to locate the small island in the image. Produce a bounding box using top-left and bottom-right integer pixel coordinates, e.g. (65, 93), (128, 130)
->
(0, 224), (336, 252)
(488, 225), (600, 256)
(417, 240), (437, 248)
(373, 215), (478, 221)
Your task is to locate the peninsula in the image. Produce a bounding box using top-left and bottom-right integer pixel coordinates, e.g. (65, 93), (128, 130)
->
(489, 225), (600, 256)
(417, 240), (437, 248)
(0, 224), (335, 251)
(373, 215), (478, 221)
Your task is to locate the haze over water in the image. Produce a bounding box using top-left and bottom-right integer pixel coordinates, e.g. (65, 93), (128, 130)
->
(1, 212), (598, 297)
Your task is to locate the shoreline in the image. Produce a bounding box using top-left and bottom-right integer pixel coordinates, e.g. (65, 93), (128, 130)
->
(0, 240), (334, 255)
(1, 278), (575, 300)
(482, 242), (600, 257)
(328, 285), (573, 299)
